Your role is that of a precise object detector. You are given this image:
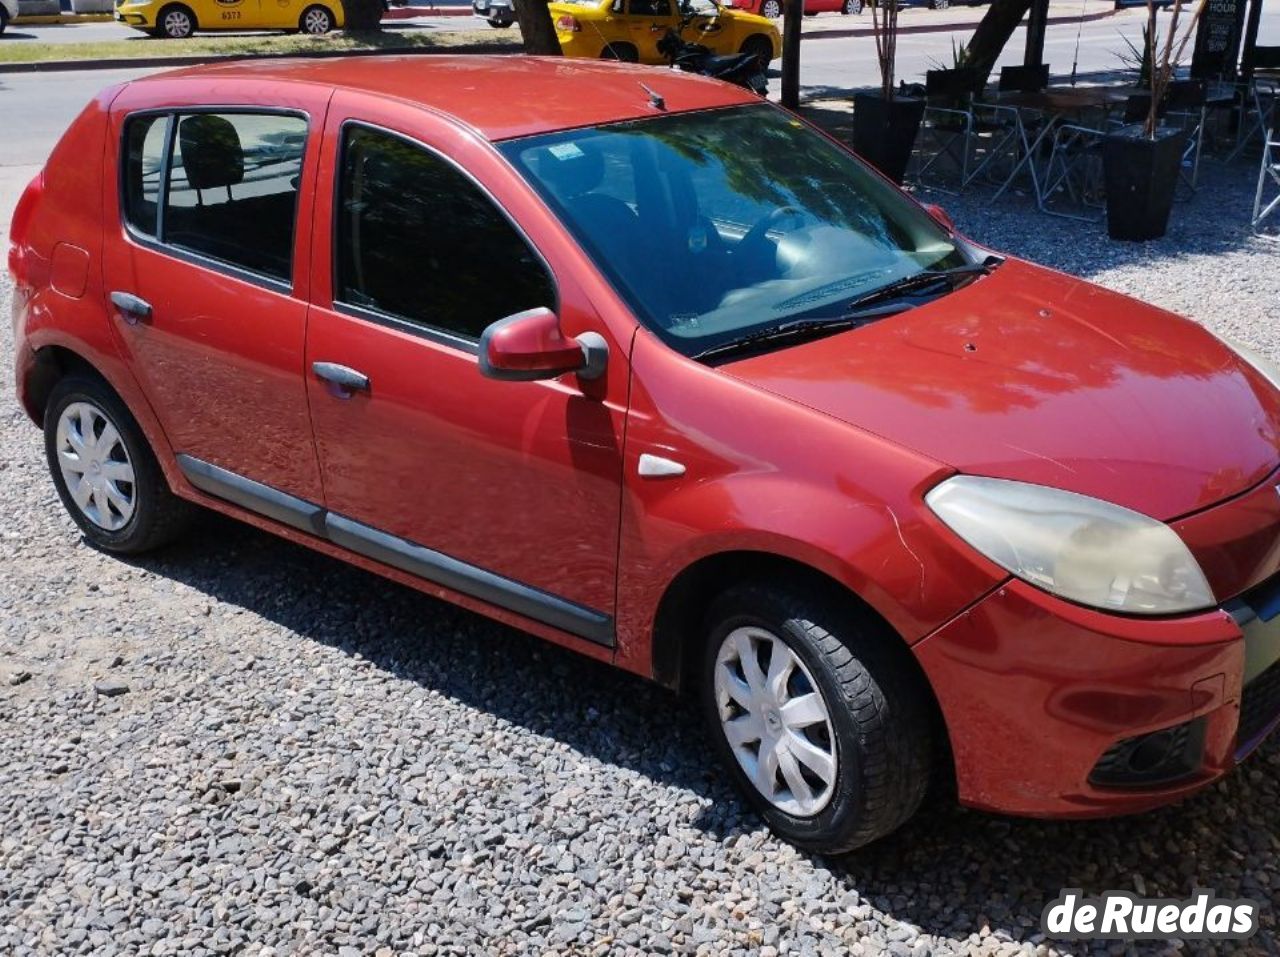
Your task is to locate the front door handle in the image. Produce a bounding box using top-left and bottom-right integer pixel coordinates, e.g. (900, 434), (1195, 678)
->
(312, 361), (370, 398)
(110, 291), (152, 325)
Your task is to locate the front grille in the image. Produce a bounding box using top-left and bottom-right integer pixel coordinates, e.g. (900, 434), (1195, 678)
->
(1237, 659), (1280, 756)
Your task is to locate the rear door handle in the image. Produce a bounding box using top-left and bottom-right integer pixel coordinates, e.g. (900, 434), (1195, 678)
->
(110, 291), (152, 325)
(312, 361), (370, 398)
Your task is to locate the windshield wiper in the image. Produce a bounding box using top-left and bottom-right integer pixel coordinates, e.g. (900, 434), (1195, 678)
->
(692, 256), (1003, 364)
(842, 256), (1002, 314)
(692, 302), (910, 362)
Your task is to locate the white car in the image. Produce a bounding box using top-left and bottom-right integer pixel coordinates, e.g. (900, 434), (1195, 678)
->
(0, 0), (18, 33)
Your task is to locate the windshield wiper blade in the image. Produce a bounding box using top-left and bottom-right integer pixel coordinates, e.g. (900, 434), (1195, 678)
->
(843, 256), (1002, 313)
(692, 303), (909, 362)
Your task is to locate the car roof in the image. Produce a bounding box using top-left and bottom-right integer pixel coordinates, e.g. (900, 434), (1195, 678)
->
(147, 55), (759, 141)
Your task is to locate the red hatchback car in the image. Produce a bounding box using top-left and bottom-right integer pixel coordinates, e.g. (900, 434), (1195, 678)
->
(11, 57), (1280, 853)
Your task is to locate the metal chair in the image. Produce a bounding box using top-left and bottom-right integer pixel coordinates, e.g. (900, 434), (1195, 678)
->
(1252, 106), (1279, 239)
(912, 67), (983, 193)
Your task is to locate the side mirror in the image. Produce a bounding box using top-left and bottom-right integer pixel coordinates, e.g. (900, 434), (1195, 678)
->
(925, 203), (955, 232)
(478, 307), (607, 383)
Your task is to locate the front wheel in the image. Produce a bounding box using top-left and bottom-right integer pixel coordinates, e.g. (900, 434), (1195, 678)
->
(487, 16), (512, 26)
(759, 0), (781, 16)
(842, 0), (863, 13)
(44, 376), (196, 555)
(0, 7), (9, 34)
(701, 583), (933, 853)
(156, 4), (195, 38)
(929, 0), (950, 8)
(299, 4), (334, 33)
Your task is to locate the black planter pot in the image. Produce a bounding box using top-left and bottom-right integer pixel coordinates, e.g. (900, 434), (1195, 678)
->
(852, 93), (925, 185)
(1101, 125), (1187, 242)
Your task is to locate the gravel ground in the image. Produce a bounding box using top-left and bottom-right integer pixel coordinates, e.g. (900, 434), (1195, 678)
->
(2, 155), (1279, 957)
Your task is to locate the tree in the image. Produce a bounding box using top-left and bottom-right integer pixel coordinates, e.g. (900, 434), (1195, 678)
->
(514, 0), (563, 55)
(963, 0), (1032, 88)
(342, 0), (385, 32)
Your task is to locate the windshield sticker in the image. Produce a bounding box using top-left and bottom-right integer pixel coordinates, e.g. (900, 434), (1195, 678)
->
(548, 143), (585, 161)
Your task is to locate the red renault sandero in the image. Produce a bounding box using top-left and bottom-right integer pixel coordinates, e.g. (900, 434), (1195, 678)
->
(10, 56), (1280, 853)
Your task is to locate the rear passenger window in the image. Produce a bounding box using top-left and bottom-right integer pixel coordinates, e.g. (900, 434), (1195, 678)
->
(121, 111), (308, 285)
(335, 125), (555, 343)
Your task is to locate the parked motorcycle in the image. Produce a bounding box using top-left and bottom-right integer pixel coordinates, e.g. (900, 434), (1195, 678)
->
(656, 2), (769, 96)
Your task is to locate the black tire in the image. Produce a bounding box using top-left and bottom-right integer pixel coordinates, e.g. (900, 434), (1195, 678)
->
(299, 4), (334, 33)
(759, 0), (781, 15)
(700, 582), (933, 853)
(156, 3), (196, 38)
(44, 375), (195, 555)
(0, 8), (9, 35)
(841, 0), (862, 13)
(487, 16), (513, 26)
(598, 42), (639, 62)
(740, 33), (773, 66)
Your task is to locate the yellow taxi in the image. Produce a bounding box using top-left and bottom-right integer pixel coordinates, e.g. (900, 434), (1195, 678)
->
(114, 0), (343, 38)
(551, 0), (780, 65)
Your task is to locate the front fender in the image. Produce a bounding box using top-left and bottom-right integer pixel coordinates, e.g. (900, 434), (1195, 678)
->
(613, 331), (1005, 677)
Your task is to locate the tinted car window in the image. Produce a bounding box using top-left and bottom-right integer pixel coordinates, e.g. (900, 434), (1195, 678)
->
(164, 112), (307, 283)
(335, 125), (555, 343)
(122, 115), (168, 238)
(503, 104), (966, 359)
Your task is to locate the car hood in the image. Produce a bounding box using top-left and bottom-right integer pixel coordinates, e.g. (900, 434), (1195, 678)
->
(721, 259), (1280, 521)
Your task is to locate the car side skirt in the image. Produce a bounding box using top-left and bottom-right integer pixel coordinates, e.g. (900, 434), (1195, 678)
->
(174, 453), (616, 649)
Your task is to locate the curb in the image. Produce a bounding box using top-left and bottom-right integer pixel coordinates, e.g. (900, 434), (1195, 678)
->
(13, 12), (114, 23)
(0, 39), (517, 71)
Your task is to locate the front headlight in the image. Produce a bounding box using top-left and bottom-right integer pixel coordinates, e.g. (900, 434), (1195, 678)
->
(925, 476), (1215, 616)
(1216, 333), (1280, 394)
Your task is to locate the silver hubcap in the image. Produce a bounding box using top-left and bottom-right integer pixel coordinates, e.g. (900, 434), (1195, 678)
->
(164, 11), (189, 34)
(56, 402), (136, 532)
(715, 626), (837, 817)
(304, 9), (328, 31)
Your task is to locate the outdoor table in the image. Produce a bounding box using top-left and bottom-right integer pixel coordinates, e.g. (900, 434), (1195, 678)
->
(989, 86), (1137, 206)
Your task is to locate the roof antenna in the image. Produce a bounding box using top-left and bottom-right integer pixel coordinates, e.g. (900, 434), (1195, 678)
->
(639, 82), (666, 111)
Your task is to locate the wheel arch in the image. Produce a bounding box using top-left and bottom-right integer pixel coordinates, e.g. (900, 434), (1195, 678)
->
(20, 343), (105, 425)
(650, 547), (956, 794)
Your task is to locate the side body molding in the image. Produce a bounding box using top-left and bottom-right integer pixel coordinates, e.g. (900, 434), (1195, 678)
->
(175, 454), (614, 648)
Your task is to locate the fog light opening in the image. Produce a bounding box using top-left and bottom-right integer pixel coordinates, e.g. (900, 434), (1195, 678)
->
(1089, 717), (1207, 789)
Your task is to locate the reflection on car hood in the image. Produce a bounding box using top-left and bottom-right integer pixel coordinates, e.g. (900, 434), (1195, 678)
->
(721, 258), (1280, 521)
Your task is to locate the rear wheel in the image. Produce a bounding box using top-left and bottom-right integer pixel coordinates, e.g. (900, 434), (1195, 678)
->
(740, 33), (773, 67)
(156, 4), (195, 38)
(44, 376), (195, 555)
(487, 15), (512, 26)
(299, 4), (334, 33)
(599, 42), (639, 62)
(701, 582), (933, 853)
(0, 7), (9, 35)
(842, 0), (862, 13)
(759, 0), (781, 16)
(929, 0), (950, 8)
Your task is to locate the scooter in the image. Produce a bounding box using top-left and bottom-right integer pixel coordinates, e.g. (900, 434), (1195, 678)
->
(656, 3), (769, 96)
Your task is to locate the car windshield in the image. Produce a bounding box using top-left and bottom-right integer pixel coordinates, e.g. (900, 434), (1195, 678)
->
(500, 103), (970, 359)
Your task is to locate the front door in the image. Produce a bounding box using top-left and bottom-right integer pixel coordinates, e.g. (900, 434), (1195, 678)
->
(104, 92), (327, 505)
(303, 95), (628, 647)
(627, 0), (676, 60)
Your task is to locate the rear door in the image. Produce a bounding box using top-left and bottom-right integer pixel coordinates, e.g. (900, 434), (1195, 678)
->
(103, 83), (329, 509)
(301, 92), (630, 648)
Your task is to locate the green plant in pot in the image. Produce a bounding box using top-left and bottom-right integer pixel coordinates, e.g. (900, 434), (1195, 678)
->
(852, 0), (924, 184)
(1102, 0), (1203, 241)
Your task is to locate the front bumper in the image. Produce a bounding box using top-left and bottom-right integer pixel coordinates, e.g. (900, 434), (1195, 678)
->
(914, 576), (1280, 818)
